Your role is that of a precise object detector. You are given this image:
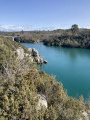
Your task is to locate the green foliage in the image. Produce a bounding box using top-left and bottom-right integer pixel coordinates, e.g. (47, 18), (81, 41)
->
(43, 26), (90, 48)
(0, 36), (87, 120)
(1, 25), (90, 49)
(71, 24), (79, 33)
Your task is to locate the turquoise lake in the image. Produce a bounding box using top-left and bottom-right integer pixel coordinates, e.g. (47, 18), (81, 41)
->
(21, 42), (90, 100)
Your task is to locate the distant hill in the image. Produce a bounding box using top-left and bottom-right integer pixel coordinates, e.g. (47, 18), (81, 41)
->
(1, 25), (90, 49)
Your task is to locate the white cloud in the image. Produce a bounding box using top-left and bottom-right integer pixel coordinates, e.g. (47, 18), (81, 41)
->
(0, 24), (57, 31)
(0, 25), (33, 31)
(83, 26), (90, 29)
(39, 27), (55, 31)
(0, 24), (90, 31)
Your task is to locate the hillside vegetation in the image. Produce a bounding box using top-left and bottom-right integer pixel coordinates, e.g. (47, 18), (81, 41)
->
(0, 36), (90, 120)
(1, 24), (90, 49)
(43, 25), (90, 48)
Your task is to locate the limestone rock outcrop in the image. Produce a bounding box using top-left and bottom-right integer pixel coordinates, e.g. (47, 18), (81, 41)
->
(16, 47), (47, 64)
(44, 60), (48, 64)
(32, 48), (47, 64)
(16, 47), (25, 60)
(37, 94), (48, 111)
(80, 112), (89, 120)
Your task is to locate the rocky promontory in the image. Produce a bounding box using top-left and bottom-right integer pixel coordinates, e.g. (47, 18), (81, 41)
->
(16, 47), (47, 64)
(32, 48), (47, 64)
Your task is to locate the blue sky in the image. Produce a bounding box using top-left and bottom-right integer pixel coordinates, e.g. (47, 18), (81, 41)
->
(0, 0), (90, 31)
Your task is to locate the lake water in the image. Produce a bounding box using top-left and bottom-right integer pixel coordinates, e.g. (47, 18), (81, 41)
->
(21, 42), (90, 100)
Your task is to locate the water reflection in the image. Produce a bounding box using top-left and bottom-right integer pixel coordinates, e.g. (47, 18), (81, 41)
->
(45, 45), (90, 60)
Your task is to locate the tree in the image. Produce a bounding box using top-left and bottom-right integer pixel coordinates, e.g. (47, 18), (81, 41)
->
(71, 24), (79, 33)
(21, 30), (24, 34)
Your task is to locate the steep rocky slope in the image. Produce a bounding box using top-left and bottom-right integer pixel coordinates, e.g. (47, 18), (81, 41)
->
(0, 36), (90, 120)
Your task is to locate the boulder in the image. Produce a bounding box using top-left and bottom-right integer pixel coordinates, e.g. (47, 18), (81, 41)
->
(44, 60), (48, 64)
(37, 94), (48, 111)
(80, 112), (89, 120)
(34, 57), (44, 64)
(16, 47), (24, 60)
(32, 48), (45, 64)
(28, 48), (32, 53)
(32, 48), (39, 57)
(16, 47), (47, 64)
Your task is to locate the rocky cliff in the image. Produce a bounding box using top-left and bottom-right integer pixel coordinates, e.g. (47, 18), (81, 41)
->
(16, 47), (47, 64)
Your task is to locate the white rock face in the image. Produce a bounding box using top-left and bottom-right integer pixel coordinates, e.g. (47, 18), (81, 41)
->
(80, 112), (89, 120)
(32, 48), (39, 57)
(37, 94), (47, 111)
(25, 53), (29, 57)
(16, 47), (47, 64)
(29, 57), (34, 62)
(28, 48), (32, 52)
(16, 47), (24, 60)
(44, 60), (48, 64)
(32, 48), (44, 64)
(83, 112), (89, 120)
